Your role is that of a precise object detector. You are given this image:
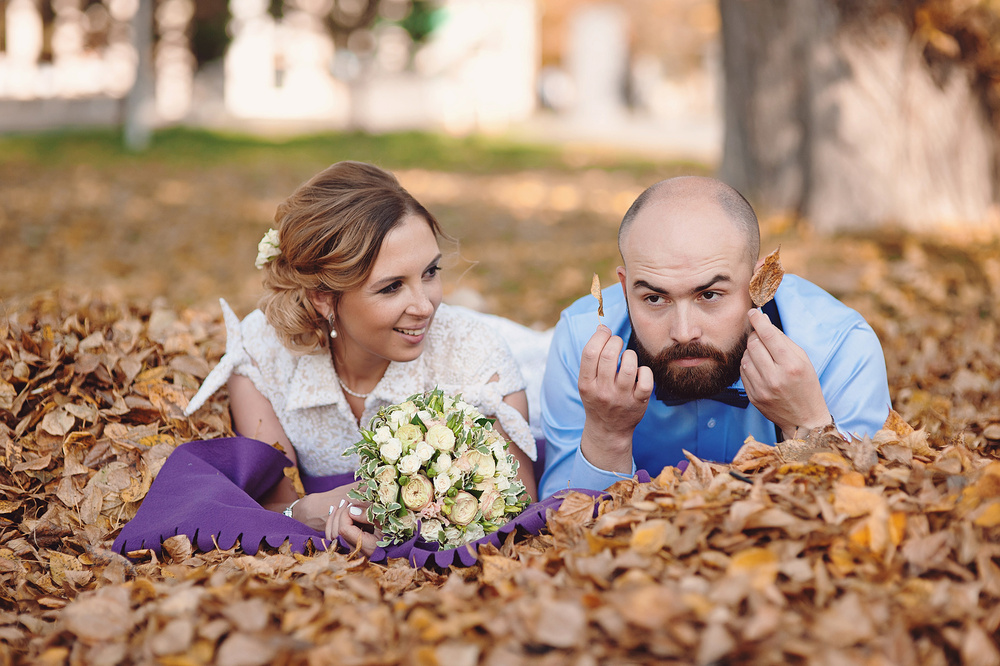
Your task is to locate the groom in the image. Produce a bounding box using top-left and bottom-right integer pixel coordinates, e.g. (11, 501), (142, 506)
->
(538, 176), (891, 498)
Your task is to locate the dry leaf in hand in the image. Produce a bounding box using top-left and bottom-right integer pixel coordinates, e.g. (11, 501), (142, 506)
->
(591, 273), (604, 317)
(749, 246), (784, 307)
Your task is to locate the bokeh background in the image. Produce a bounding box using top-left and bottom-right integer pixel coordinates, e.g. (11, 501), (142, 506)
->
(1, 0), (999, 329)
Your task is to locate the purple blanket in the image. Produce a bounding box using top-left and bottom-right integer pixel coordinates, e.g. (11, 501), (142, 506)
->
(113, 437), (649, 568)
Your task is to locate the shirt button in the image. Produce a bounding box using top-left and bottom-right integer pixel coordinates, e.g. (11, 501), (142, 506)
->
(707, 418), (717, 429)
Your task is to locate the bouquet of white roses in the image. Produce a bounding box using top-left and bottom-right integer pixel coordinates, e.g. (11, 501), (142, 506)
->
(344, 388), (530, 548)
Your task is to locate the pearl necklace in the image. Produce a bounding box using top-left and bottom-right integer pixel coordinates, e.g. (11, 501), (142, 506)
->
(337, 376), (371, 399)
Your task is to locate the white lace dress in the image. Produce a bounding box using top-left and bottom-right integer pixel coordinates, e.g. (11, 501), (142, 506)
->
(185, 300), (543, 476)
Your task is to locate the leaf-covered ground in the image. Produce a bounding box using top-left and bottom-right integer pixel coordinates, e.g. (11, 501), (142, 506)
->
(2, 130), (1000, 664)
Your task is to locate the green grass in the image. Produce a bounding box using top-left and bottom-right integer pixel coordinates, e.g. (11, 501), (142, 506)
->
(0, 126), (701, 178)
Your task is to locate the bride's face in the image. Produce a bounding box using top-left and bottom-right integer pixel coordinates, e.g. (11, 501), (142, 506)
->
(335, 214), (443, 365)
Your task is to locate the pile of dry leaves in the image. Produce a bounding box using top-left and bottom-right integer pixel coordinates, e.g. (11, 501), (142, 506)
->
(2, 233), (999, 665)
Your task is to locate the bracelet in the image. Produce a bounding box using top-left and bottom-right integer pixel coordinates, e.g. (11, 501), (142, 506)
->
(282, 498), (302, 518)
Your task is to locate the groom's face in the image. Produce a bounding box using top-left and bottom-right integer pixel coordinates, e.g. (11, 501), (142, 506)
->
(617, 195), (755, 398)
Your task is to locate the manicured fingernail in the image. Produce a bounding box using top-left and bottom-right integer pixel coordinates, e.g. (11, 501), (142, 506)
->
(338, 499), (346, 509)
(328, 505), (335, 516)
(349, 506), (363, 517)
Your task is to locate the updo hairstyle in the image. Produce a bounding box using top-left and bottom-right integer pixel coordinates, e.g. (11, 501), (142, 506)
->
(259, 161), (449, 353)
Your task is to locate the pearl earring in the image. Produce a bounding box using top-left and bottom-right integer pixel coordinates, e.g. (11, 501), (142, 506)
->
(328, 313), (337, 339)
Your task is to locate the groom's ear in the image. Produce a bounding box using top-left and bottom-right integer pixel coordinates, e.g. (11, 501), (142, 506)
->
(616, 266), (627, 291)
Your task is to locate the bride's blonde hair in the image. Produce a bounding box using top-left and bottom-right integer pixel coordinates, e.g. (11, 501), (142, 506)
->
(259, 161), (449, 353)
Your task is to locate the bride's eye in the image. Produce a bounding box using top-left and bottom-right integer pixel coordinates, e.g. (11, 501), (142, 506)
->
(380, 281), (403, 294)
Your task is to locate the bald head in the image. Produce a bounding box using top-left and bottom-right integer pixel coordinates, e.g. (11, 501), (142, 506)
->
(618, 177), (760, 266)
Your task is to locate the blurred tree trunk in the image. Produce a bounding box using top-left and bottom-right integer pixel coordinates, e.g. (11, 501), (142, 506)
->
(718, 0), (999, 232)
(124, 0), (155, 151)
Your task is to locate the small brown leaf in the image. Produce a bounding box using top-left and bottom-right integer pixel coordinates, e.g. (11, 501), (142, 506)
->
(63, 588), (135, 644)
(590, 273), (604, 317)
(40, 407), (75, 437)
(162, 535), (194, 563)
(749, 246), (784, 307)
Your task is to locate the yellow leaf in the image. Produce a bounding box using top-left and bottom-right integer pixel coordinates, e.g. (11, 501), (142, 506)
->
(974, 502), (1000, 528)
(834, 483), (885, 518)
(727, 547), (779, 589)
(630, 519), (670, 555)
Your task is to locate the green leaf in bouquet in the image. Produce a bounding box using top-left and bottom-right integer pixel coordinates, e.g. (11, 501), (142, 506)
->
(398, 475), (410, 486)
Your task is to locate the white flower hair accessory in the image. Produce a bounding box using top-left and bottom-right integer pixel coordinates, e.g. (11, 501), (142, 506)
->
(255, 228), (281, 269)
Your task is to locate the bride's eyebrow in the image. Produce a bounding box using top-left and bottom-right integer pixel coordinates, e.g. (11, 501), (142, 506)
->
(370, 254), (443, 290)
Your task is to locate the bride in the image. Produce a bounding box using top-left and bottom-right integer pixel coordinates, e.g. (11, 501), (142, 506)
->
(117, 160), (541, 557)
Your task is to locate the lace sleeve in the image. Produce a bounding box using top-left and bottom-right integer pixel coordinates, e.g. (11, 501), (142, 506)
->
(455, 382), (537, 461)
(434, 309), (537, 461)
(183, 299), (254, 415)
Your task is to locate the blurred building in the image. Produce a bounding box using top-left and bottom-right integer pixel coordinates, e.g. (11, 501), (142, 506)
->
(0, 0), (720, 158)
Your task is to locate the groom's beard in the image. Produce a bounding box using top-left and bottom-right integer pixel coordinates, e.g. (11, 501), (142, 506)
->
(631, 327), (748, 400)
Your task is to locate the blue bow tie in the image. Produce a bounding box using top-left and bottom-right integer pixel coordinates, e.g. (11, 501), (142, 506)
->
(655, 385), (750, 409)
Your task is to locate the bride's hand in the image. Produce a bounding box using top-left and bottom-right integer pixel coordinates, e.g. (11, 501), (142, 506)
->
(290, 483), (361, 532)
(326, 499), (379, 555)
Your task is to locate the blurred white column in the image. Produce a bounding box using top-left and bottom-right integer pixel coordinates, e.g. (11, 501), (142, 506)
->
(415, 0), (537, 134)
(103, 0), (140, 97)
(5, 0), (45, 99)
(155, 0), (195, 121)
(566, 3), (628, 124)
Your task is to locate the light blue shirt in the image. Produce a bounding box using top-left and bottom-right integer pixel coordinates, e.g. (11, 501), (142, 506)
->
(539, 275), (891, 499)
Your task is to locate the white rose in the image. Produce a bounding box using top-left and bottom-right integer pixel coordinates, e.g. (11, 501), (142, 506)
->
(425, 425), (456, 452)
(400, 474), (434, 510)
(389, 410), (407, 430)
(420, 518), (444, 543)
(432, 453), (452, 475)
(394, 424), (423, 448)
(461, 523), (486, 545)
(414, 441), (434, 462)
(254, 228), (281, 269)
(495, 475), (511, 492)
(377, 482), (398, 506)
(373, 426), (392, 444)
(434, 472), (453, 496)
(375, 465), (397, 485)
(448, 491), (479, 526)
(397, 453), (421, 475)
(398, 511), (417, 531)
(443, 526), (462, 546)
(467, 450), (496, 478)
(479, 488), (505, 521)
(380, 438), (402, 464)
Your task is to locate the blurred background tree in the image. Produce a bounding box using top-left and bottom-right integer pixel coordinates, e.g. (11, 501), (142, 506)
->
(719, 0), (1000, 233)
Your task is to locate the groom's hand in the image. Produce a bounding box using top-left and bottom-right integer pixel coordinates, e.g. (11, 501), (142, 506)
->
(741, 309), (832, 439)
(577, 325), (654, 474)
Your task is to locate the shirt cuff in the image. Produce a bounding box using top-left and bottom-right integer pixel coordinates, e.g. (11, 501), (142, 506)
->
(570, 447), (638, 492)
